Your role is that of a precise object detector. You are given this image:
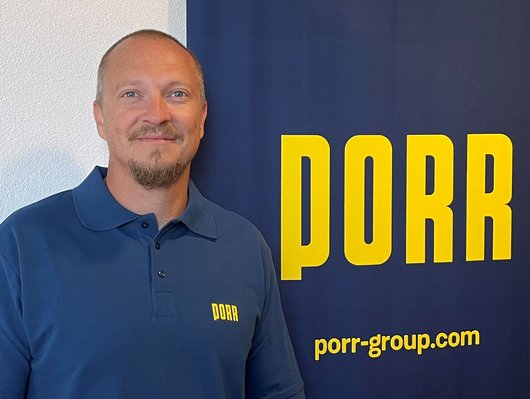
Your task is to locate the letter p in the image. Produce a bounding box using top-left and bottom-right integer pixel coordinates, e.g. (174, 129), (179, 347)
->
(281, 135), (330, 280)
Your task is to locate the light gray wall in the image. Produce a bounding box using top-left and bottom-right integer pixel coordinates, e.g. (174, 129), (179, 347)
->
(0, 0), (187, 221)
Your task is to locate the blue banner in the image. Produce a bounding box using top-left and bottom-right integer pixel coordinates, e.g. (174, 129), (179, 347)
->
(188, 1), (530, 397)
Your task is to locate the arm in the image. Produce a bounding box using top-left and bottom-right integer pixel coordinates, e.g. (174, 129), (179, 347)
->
(0, 252), (31, 398)
(245, 241), (305, 399)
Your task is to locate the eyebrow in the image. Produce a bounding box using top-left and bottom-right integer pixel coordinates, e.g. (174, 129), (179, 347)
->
(113, 79), (193, 92)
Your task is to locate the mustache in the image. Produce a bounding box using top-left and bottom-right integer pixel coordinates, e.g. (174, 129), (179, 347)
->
(128, 123), (180, 141)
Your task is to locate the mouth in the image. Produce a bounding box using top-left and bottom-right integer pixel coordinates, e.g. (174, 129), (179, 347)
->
(129, 123), (181, 143)
(136, 135), (176, 142)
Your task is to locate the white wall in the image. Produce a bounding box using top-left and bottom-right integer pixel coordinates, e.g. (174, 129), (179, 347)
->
(0, 0), (186, 222)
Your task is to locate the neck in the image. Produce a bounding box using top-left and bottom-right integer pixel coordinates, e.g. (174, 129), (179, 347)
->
(105, 166), (190, 229)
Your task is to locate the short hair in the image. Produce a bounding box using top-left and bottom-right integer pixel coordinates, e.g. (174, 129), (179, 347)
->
(95, 29), (205, 103)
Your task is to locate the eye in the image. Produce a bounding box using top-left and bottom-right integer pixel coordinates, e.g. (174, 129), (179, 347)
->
(170, 90), (186, 98)
(123, 91), (138, 98)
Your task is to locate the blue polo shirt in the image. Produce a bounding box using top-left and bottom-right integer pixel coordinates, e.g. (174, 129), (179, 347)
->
(0, 167), (304, 399)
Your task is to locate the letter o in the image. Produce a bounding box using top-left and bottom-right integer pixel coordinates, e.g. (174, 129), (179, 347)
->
(390, 335), (403, 350)
(328, 338), (341, 354)
(448, 332), (460, 347)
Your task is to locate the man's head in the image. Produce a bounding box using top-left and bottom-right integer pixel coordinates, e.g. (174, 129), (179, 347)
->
(96, 30), (206, 105)
(93, 30), (207, 190)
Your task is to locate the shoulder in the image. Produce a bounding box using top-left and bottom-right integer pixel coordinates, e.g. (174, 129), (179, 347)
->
(1, 190), (74, 233)
(203, 196), (268, 246)
(0, 190), (75, 261)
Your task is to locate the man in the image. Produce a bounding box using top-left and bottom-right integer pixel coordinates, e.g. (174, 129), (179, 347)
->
(0, 30), (304, 398)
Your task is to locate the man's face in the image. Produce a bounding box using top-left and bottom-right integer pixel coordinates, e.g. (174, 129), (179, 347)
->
(93, 36), (207, 188)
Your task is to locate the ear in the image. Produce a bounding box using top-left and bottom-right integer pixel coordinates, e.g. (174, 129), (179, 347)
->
(93, 100), (107, 140)
(199, 100), (208, 139)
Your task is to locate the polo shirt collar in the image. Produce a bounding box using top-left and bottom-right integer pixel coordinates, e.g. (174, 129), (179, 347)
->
(73, 166), (218, 240)
(73, 167), (141, 231)
(178, 181), (218, 240)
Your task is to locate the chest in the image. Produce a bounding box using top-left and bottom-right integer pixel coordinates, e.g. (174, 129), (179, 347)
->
(20, 231), (263, 376)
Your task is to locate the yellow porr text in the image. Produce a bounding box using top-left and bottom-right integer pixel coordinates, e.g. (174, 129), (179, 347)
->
(211, 303), (239, 322)
(314, 330), (480, 361)
(281, 133), (513, 280)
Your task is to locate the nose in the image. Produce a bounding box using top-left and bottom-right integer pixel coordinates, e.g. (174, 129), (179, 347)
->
(143, 95), (171, 124)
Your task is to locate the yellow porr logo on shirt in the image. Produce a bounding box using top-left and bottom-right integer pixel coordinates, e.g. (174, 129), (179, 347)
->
(212, 303), (239, 322)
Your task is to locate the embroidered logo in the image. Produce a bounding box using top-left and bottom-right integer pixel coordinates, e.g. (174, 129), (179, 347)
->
(212, 303), (239, 322)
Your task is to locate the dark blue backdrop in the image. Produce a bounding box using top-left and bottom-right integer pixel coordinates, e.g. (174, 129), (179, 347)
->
(188, 1), (530, 398)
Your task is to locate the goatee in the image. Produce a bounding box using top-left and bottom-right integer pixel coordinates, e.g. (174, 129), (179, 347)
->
(129, 158), (182, 190)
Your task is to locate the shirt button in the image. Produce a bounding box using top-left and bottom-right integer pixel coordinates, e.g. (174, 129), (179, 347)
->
(141, 222), (149, 228)
(158, 270), (166, 278)
(155, 242), (161, 250)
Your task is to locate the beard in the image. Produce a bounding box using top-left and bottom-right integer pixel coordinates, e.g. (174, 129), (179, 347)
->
(129, 156), (183, 190)
(127, 122), (185, 190)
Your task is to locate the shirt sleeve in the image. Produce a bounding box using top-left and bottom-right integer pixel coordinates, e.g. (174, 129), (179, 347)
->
(245, 240), (305, 399)
(0, 252), (31, 398)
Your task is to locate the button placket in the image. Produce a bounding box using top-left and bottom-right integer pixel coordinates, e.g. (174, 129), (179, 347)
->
(150, 236), (176, 317)
(152, 238), (168, 283)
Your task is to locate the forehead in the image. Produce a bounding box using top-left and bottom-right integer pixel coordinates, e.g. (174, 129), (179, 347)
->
(103, 36), (197, 85)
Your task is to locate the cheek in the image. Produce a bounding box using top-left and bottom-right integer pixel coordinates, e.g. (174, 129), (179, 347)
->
(104, 107), (140, 132)
(104, 119), (136, 142)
